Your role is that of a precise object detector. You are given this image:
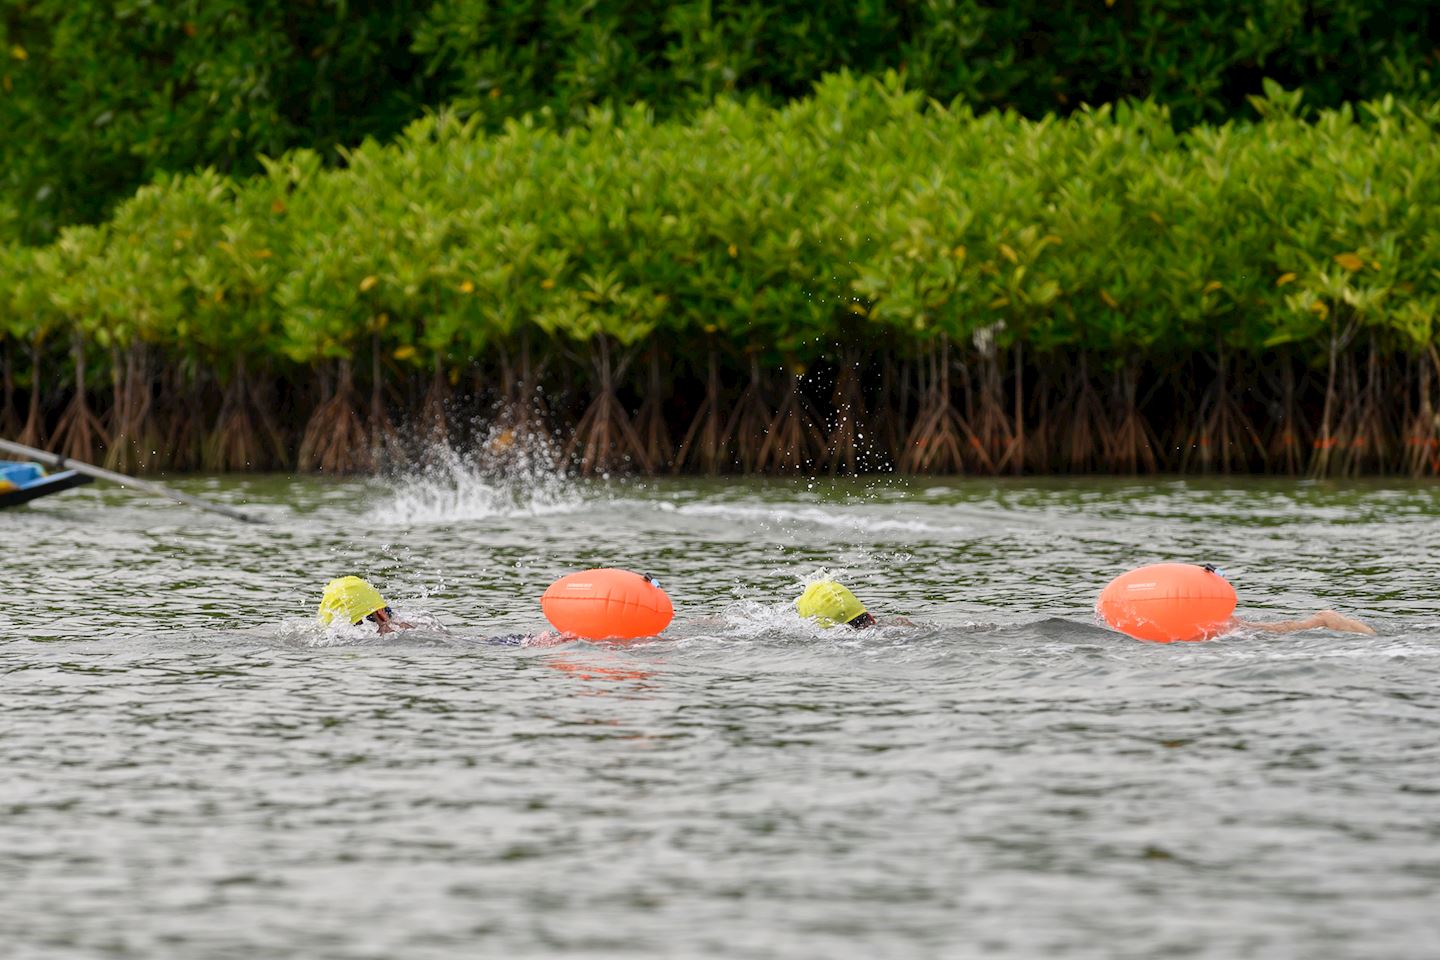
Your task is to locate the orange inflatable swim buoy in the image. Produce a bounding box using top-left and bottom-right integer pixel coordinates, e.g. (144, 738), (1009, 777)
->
(1096, 563), (1237, 642)
(540, 568), (674, 640)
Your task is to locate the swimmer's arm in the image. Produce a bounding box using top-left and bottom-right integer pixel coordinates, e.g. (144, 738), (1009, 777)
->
(885, 615), (916, 627)
(1235, 610), (1376, 636)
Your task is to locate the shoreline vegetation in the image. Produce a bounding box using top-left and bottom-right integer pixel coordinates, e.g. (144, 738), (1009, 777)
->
(3, 74), (1440, 477)
(5, 3), (1433, 241)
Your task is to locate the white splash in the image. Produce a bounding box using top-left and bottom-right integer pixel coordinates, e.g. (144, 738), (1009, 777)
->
(369, 428), (585, 525)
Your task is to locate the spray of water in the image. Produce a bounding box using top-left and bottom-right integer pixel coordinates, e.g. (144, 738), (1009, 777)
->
(369, 423), (585, 525)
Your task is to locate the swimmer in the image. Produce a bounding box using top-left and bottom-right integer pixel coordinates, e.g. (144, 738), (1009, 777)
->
(795, 579), (912, 629)
(317, 576), (415, 634)
(1234, 609), (1376, 636)
(1098, 562), (1378, 641)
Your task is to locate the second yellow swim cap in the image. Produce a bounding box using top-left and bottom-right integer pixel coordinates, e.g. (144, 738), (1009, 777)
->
(795, 580), (868, 628)
(318, 576), (388, 626)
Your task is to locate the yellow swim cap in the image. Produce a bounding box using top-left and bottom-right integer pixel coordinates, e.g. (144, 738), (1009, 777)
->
(795, 580), (868, 628)
(318, 576), (388, 626)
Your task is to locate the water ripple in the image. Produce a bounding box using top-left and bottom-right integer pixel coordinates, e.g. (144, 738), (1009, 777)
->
(4, 474), (1439, 958)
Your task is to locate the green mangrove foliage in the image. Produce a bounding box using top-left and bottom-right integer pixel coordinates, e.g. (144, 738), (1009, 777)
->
(4, 1), (1436, 240)
(416, 0), (1439, 130)
(3, 74), (1440, 477)
(0, 0), (430, 241)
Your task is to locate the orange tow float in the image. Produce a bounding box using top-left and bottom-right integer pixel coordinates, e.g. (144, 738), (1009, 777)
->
(541, 568), (674, 640)
(1096, 563), (1237, 642)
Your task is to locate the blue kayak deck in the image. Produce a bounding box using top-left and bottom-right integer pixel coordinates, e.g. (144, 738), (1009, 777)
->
(0, 462), (93, 508)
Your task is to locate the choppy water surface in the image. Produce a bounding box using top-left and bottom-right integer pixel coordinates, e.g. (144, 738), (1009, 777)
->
(3, 458), (1439, 959)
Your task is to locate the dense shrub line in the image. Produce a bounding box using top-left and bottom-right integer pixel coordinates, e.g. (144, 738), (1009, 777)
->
(3, 1), (1436, 240)
(2, 75), (1439, 476)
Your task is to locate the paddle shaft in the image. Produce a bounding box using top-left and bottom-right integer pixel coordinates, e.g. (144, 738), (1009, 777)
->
(0, 438), (264, 524)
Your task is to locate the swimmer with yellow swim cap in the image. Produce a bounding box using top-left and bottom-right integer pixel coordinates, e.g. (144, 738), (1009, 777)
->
(795, 580), (912, 630)
(317, 576), (414, 634)
(314, 575), (547, 643)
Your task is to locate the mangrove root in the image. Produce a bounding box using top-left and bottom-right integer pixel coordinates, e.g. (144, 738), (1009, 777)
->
(49, 336), (111, 464)
(676, 348), (726, 474)
(757, 370), (827, 474)
(298, 360), (373, 474)
(563, 337), (650, 475)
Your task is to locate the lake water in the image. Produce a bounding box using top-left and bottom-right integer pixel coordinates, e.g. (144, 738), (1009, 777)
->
(3, 453), (1438, 959)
